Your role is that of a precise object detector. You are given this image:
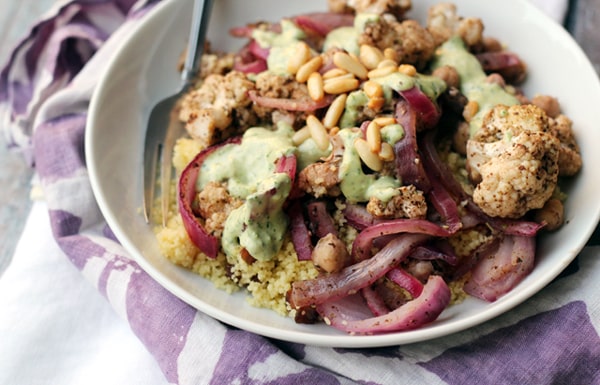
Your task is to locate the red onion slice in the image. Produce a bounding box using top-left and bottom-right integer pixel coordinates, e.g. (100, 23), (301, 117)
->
(288, 201), (313, 261)
(316, 275), (450, 334)
(293, 12), (355, 36)
(178, 137), (242, 258)
(361, 286), (390, 317)
(464, 235), (536, 301)
(351, 218), (454, 261)
(394, 98), (431, 192)
(288, 234), (429, 309)
(399, 86), (441, 130)
(386, 267), (424, 298)
(306, 200), (337, 238)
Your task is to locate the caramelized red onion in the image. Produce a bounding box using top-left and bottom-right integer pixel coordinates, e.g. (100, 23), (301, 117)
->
(293, 12), (355, 36)
(288, 234), (429, 309)
(464, 235), (536, 301)
(386, 267), (424, 298)
(178, 137), (241, 258)
(351, 219), (454, 261)
(394, 98), (431, 192)
(288, 201), (313, 261)
(316, 275), (450, 334)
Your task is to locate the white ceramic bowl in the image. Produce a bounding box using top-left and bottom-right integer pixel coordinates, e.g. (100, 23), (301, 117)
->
(86, 0), (600, 347)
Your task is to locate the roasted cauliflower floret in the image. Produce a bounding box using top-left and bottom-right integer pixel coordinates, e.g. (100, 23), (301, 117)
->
(328, 0), (412, 19)
(366, 185), (427, 219)
(466, 104), (561, 218)
(427, 3), (484, 49)
(179, 71), (256, 148)
(359, 17), (436, 70)
(252, 71), (313, 128)
(548, 114), (582, 176)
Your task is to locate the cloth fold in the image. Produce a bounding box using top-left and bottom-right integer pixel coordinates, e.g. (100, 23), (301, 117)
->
(2, 0), (597, 384)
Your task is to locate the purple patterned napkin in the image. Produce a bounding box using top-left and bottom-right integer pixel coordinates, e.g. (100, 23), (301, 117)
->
(2, 1), (599, 384)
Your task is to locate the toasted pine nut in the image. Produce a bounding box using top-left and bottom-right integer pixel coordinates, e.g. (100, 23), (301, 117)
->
(333, 51), (368, 79)
(367, 66), (396, 79)
(307, 72), (324, 101)
(379, 142), (395, 162)
(322, 93), (348, 128)
(383, 47), (398, 61)
(463, 100), (480, 122)
(354, 138), (383, 171)
(367, 96), (385, 111)
(292, 126), (311, 146)
(287, 42), (311, 75)
(377, 59), (399, 69)
(398, 64), (417, 76)
(366, 121), (382, 153)
(329, 126), (340, 136)
(296, 56), (323, 83)
(359, 44), (385, 70)
(323, 77), (360, 94)
(322, 68), (348, 79)
(363, 80), (383, 99)
(307, 115), (330, 150)
(373, 116), (396, 126)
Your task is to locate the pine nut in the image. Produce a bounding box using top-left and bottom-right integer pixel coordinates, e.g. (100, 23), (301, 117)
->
(366, 121), (382, 153)
(367, 65), (397, 79)
(322, 93), (348, 128)
(322, 68), (348, 79)
(292, 126), (311, 146)
(307, 72), (324, 101)
(373, 116), (396, 126)
(398, 64), (417, 77)
(354, 138), (383, 171)
(378, 142), (395, 162)
(287, 41), (311, 75)
(323, 76), (360, 94)
(359, 44), (385, 70)
(296, 56), (323, 83)
(383, 47), (398, 61)
(333, 51), (368, 79)
(363, 80), (383, 99)
(377, 59), (399, 68)
(368, 96), (385, 111)
(463, 100), (480, 122)
(307, 115), (330, 150)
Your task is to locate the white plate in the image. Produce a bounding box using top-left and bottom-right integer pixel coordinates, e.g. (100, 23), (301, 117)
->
(86, 0), (600, 347)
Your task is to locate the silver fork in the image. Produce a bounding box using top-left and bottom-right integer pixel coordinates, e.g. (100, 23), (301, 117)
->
(143, 0), (214, 226)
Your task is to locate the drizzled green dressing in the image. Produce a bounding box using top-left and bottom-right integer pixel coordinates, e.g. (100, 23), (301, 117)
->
(197, 124), (296, 262)
(322, 13), (380, 56)
(431, 36), (519, 135)
(337, 127), (403, 203)
(252, 19), (307, 74)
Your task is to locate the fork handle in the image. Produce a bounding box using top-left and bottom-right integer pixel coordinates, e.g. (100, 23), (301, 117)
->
(181, 0), (214, 86)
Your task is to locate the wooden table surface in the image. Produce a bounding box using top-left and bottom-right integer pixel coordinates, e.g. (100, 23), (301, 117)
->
(1, 0), (599, 275)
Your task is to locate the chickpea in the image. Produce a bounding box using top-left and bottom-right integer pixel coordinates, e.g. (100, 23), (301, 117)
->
(534, 198), (564, 231)
(311, 233), (351, 273)
(432, 65), (460, 89)
(531, 94), (561, 118)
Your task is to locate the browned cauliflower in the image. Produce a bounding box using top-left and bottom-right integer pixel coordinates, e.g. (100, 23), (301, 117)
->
(426, 3), (484, 49)
(179, 70), (257, 148)
(328, 0), (412, 19)
(366, 185), (427, 219)
(359, 17), (436, 70)
(466, 104), (561, 218)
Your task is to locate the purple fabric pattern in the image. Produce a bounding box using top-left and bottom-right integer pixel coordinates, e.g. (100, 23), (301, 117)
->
(1, 1), (598, 384)
(420, 301), (600, 385)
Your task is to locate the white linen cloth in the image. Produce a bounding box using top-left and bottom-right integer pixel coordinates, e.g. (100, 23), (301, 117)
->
(0, 1), (581, 384)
